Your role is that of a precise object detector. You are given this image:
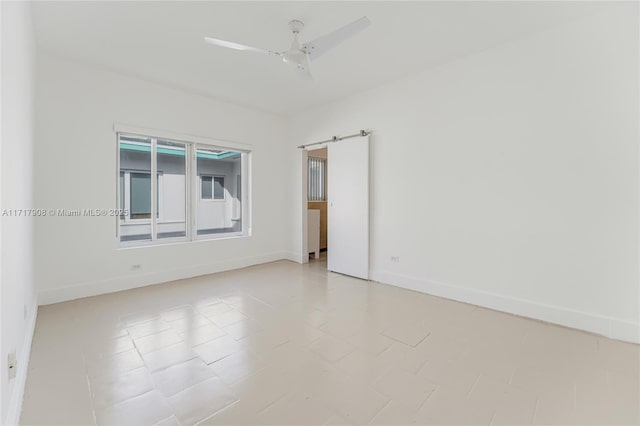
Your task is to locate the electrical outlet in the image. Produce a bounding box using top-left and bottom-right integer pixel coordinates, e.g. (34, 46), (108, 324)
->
(131, 264), (141, 271)
(8, 352), (16, 380)
(390, 256), (400, 263)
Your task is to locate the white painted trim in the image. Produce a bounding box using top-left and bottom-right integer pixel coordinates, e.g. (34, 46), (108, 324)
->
(283, 251), (305, 264)
(113, 123), (252, 152)
(5, 300), (38, 426)
(370, 270), (640, 344)
(38, 252), (293, 305)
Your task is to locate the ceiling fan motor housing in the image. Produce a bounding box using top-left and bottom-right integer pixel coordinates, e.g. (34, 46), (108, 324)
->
(288, 20), (305, 34)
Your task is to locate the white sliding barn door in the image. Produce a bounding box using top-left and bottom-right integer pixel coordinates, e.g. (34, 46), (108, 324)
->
(327, 135), (369, 279)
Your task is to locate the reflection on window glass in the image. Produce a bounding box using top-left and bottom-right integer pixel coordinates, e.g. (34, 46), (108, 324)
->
(119, 136), (152, 242)
(156, 140), (187, 239)
(196, 147), (242, 235)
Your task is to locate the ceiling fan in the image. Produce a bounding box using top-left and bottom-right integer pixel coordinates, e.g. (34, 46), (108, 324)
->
(204, 16), (371, 80)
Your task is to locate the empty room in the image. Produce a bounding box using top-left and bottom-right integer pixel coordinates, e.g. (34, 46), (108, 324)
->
(1, 1), (639, 425)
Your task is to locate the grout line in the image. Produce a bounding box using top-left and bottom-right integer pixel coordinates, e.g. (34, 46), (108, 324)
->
(194, 400), (241, 426)
(466, 373), (482, 397)
(367, 399), (392, 425)
(256, 391), (291, 415)
(487, 410), (497, 426)
(507, 367), (516, 386)
(531, 397), (540, 425)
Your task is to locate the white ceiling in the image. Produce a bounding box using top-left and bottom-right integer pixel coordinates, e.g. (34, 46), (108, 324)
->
(31, 1), (614, 115)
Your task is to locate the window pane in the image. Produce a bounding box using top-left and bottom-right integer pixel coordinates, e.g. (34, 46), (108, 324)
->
(156, 140), (187, 239)
(119, 172), (124, 217)
(130, 173), (151, 218)
(308, 157), (326, 201)
(201, 176), (212, 199)
(196, 147), (242, 235)
(119, 135), (151, 242)
(213, 177), (224, 200)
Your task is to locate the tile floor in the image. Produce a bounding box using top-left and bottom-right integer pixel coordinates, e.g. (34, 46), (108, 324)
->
(21, 257), (640, 426)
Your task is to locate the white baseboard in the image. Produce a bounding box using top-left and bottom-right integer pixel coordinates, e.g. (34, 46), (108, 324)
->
(370, 270), (640, 344)
(38, 252), (293, 305)
(283, 251), (305, 264)
(5, 300), (38, 426)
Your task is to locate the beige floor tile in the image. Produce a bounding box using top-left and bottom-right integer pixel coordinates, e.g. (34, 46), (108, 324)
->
(180, 323), (227, 346)
(198, 302), (233, 317)
(167, 313), (213, 334)
(197, 401), (259, 426)
(381, 322), (431, 347)
(151, 358), (217, 396)
(223, 319), (263, 340)
(87, 348), (146, 379)
(532, 397), (581, 426)
(374, 368), (437, 412)
(369, 400), (419, 426)
(160, 305), (197, 322)
(468, 374), (536, 426)
(417, 357), (481, 393)
(121, 311), (162, 326)
(346, 329), (395, 356)
(324, 378), (389, 425)
(21, 259), (640, 426)
(323, 414), (352, 425)
(128, 318), (171, 339)
(134, 329), (184, 354)
(415, 386), (495, 426)
(193, 335), (246, 364)
(168, 376), (238, 426)
(230, 368), (294, 413)
(258, 392), (334, 425)
(308, 334), (357, 363)
(207, 309), (250, 328)
(95, 390), (172, 426)
(334, 343), (412, 385)
(84, 334), (136, 359)
(91, 367), (154, 409)
(209, 351), (267, 384)
(153, 415), (181, 426)
(286, 323), (327, 347)
(21, 368), (95, 426)
(142, 342), (198, 372)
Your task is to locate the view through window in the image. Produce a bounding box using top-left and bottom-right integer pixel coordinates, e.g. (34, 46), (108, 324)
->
(118, 133), (249, 245)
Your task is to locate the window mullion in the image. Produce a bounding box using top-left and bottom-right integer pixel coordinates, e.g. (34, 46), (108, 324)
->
(151, 138), (157, 241)
(191, 145), (197, 240)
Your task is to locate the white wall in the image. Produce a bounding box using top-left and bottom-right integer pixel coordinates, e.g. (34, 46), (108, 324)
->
(1, 1), (38, 423)
(288, 7), (640, 343)
(35, 53), (291, 304)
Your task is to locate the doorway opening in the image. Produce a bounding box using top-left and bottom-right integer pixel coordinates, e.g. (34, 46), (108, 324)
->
(300, 133), (370, 280)
(307, 147), (328, 264)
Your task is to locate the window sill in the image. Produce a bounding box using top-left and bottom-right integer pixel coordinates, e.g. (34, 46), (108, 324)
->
(117, 231), (250, 249)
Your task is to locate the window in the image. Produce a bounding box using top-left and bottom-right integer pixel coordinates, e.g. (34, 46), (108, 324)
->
(117, 132), (250, 246)
(201, 176), (225, 200)
(120, 171), (161, 220)
(308, 157), (326, 201)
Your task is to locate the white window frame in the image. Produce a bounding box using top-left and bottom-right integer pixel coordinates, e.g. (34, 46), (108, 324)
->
(200, 175), (226, 201)
(120, 170), (163, 223)
(115, 124), (252, 248)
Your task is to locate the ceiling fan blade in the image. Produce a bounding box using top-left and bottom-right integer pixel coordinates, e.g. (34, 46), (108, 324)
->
(204, 37), (280, 56)
(295, 54), (313, 81)
(295, 67), (313, 81)
(302, 16), (371, 62)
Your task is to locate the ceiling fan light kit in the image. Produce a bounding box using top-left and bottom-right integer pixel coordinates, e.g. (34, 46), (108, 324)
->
(204, 16), (371, 80)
